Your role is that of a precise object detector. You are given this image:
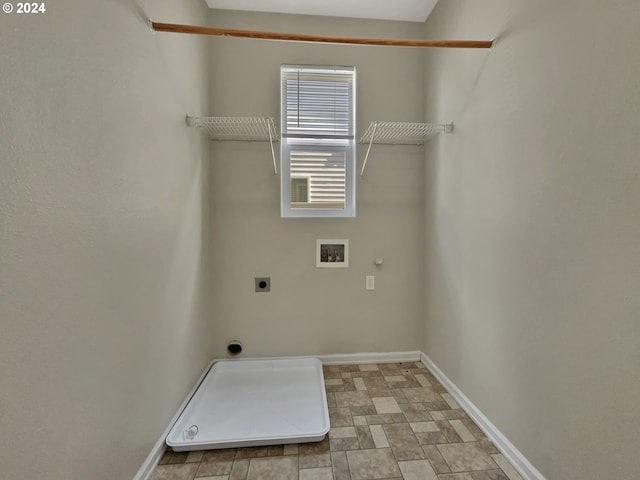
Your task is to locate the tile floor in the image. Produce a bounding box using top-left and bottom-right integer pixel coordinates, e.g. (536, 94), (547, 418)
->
(150, 362), (523, 480)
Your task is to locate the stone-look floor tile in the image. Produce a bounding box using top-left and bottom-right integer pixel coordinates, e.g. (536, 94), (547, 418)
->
(392, 413), (407, 423)
(439, 474), (474, 480)
(393, 378), (422, 389)
(350, 405), (377, 416)
(476, 438), (500, 456)
(461, 419), (486, 441)
(401, 403), (433, 422)
(353, 415), (367, 425)
(415, 431), (448, 445)
(469, 469), (510, 480)
(342, 378), (357, 392)
(197, 459), (233, 477)
(353, 377), (367, 391)
(430, 411), (446, 421)
(300, 467), (334, 480)
(330, 437), (361, 452)
(246, 456), (298, 480)
(410, 421), (440, 433)
(441, 393), (460, 409)
(324, 366), (342, 379)
(149, 463), (199, 480)
(450, 419), (476, 442)
(351, 370), (383, 378)
(398, 459), (438, 480)
(364, 414), (396, 425)
(378, 363), (403, 374)
(327, 392), (337, 408)
(441, 409), (469, 421)
(235, 447), (268, 459)
(369, 424), (390, 448)
(384, 375), (406, 383)
(436, 421), (463, 443)
(382, 423), (426, 461)
(392, 389), (409, 404)
(299, 438), (331, 468)
(326, 378), (344, 386)
(168, 451), (190, 464)
(283, 444), (299, 456)
(342, 372), (353, 379)
(355, 425), (375, 449)
(425, 401), (451, 411)
(414, 374), (432, 386)
(329, 407), (355, 427)
(340, 365), (361, 373)
(158, 450), (174, 465)
(346, 448), (401, 480)
(229, 458), (250, 480)
(403, 387), (443, 403)
(358, 364), (380, 371)
(326, 384), (346, 392)
(330, 451), (351, 480)
(432, 383), (448, 394)
(186, 451), (205, 463)
(335, 391), (373, 408)
(363, 376), (388, 388)
(438, 443), (499, 472)
(422, 445), (451, 474)
(366, 385), (393, 397)
(490, 454), (524, 480)
(202, 449), (238, 463)
(331, 426), (357, 438)
(267, 445), (284, 456)
(196, 475), (229, 480)
(372, 397), (402, 414)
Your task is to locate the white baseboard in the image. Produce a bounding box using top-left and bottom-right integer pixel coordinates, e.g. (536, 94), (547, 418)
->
(420, 353), (546, 480)
(318, 350), (422, 365)
(210, 351), (422, 366)
(132, 359), (216, 480)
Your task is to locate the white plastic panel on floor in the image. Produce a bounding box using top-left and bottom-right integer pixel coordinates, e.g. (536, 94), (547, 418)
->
(166, 357), (330, 451)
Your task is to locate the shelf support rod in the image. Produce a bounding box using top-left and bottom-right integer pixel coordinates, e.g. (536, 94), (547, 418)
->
(361, 122), (378, 176)
(151, 22), (494, 49)
(268, 121), (277, 175)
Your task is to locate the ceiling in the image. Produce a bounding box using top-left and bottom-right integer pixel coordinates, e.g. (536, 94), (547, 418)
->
(205, 0), (440, 23)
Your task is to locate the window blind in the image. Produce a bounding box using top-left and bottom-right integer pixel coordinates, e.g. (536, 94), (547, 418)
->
(282, 66), (355, 139)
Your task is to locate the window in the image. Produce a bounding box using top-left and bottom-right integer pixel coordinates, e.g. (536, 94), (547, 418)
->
(281, 65), (356, 217)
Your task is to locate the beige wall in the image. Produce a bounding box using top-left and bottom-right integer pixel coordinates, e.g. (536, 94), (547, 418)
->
(207, 11), (427, 358)
(0, 1), (213, 478)
(422, 1), (640, 479)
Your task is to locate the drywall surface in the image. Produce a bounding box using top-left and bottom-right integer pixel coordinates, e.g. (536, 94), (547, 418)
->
(422, 1), (640, 479)
(208, 11), (426, 357)
(0, 1), (212, 478)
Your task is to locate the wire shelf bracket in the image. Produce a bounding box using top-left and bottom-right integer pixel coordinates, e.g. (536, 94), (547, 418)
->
(359, 121), (453, 176)
(186, 116), (280, 175)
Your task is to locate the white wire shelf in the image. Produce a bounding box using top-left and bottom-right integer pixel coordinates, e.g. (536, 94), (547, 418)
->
(359, 121), (453, 175)
(359, 121), (453, 145)
(186, 116), (279, 174)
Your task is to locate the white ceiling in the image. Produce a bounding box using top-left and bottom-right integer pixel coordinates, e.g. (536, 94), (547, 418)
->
(205, 0), (439, 23)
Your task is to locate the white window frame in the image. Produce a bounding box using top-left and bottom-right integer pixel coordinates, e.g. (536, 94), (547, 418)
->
(280, 65), (356, 218)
